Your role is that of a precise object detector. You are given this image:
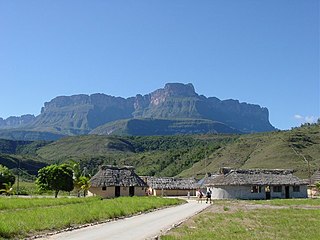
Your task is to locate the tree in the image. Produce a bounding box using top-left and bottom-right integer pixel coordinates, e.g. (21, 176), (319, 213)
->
(36, 164), (74, 198)
(0, 182), (14, 196)
(69, 160), (84, 197)
(79, 176), (91, 197)
(68, 160), (91, 197)
(0, 165), (15, 191)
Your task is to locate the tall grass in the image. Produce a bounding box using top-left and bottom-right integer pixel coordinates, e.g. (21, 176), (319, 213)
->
(0, 196), (100, 210)
(0, 196), (183, 239)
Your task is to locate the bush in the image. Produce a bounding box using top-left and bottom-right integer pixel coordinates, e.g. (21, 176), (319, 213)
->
(0, 165), (15, 190)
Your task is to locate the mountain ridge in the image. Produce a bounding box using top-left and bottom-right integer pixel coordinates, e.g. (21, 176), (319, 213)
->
(0, 83), (276, 140)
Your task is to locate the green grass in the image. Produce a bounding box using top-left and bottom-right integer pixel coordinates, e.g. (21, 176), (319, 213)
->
(251, 198), (320, 206)
(12, 181), (38, 195)
(163, 208), (320, 240)
(162, 199), (320, 240)
(0, 196), (184, 239)
(0, 196), (100, 210)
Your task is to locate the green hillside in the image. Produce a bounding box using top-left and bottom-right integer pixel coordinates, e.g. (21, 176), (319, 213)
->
(0, 124), (318, 180)
(0, 154), (47, 179)
(0, 129), (66, 141)
(36, 134), (236, 176)
(36, 135), (135, 161)
(179, 124), (320, 179)
(90, 118), (241, 136)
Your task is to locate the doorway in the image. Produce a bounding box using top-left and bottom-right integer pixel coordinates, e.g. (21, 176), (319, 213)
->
(115, 186), (121, 197)
(129, 186), (135, 197)
(285, 186), (290, 199)
(265, 186), (271, 200)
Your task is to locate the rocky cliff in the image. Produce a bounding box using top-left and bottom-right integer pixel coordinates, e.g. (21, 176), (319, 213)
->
(0, 114), (35, 129)
(132, 83), (274, 132)
(0, 83), (276, 139)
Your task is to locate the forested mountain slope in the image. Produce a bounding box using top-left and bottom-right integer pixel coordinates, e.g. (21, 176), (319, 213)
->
(179, 124), (320, 179)
(0, 124), (317, 179)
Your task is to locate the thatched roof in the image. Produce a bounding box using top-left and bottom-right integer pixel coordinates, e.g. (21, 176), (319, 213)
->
(90, 165), (147, 187)
(198, 173), (220, 187)
(311, 170), (320, 185)
(204, 168), (308, 186)
(145, 176), (197, 190)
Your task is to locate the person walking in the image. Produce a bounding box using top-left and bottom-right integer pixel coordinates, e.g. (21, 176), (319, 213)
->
(196, 189), (204, 203)
(206, 189), (212, 204)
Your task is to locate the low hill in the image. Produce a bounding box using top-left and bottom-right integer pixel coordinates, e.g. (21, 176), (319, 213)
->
(90, 118), (241, 136)
(0, 129), (66, 141)
(36, 134), (236, 176)
(36, 135), (136, 162)
(179, 124), (320, 179)
(0, 154), (47, 179)
(0, 124), (318, 180)
(0, 139), (50, 155)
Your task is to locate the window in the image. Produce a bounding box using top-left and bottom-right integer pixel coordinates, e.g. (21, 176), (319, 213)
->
(102, 186), (107, 191)
(273, 186), (282, 192)
(293, 186), (300, 192)
(251, 186), (261, 193)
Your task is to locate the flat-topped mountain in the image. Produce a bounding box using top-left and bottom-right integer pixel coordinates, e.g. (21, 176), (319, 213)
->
(0, 114), (35, 129)
(0, 83), (276, 140)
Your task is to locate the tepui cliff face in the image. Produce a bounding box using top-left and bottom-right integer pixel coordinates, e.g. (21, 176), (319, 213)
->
(0, 83), (276, 140)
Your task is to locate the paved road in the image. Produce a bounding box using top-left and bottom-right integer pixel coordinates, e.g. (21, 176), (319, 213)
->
(41, 200), (209, 240)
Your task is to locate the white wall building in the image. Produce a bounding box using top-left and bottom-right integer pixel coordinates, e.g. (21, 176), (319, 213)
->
(203, 168), (308, 200)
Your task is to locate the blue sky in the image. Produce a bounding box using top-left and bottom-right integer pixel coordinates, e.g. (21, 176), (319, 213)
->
(0, 0), (319, 130)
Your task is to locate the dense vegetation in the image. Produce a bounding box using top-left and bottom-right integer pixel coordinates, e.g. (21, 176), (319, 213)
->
(0, 165), (15, 190)
(36, 164), (74, 198)
(0, 196), (184, 239)
(36, 134), (237, 177)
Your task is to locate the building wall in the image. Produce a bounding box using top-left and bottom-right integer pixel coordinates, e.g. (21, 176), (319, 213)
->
(292, 185), (308, 198)
(270, 185), (308, 199)
(152, 189), (196, 197)
(89, 186), (146, 198)
(209, 186), (265, 200)
(208, 185), (308, 200)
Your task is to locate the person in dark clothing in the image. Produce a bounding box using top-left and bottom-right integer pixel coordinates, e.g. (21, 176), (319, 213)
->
(206, 189), (212, 204)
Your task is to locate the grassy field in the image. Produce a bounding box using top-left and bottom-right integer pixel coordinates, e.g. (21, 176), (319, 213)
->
(251, 198), (320, 206)
(0, 196), (184, 239)
(0, 196), (99, 210)
(162, 199), (320, 240)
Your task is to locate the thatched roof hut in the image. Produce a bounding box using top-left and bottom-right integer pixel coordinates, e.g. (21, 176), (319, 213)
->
(146, 177), (197, 190)
(198, 173), (220, 188)
(205, 168), (308, 186)
(90, 165), (147, 188)
(145, 176), (197, 196)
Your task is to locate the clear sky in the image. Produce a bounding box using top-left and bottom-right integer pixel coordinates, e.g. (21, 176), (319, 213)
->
(0, 0), (319, 130)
